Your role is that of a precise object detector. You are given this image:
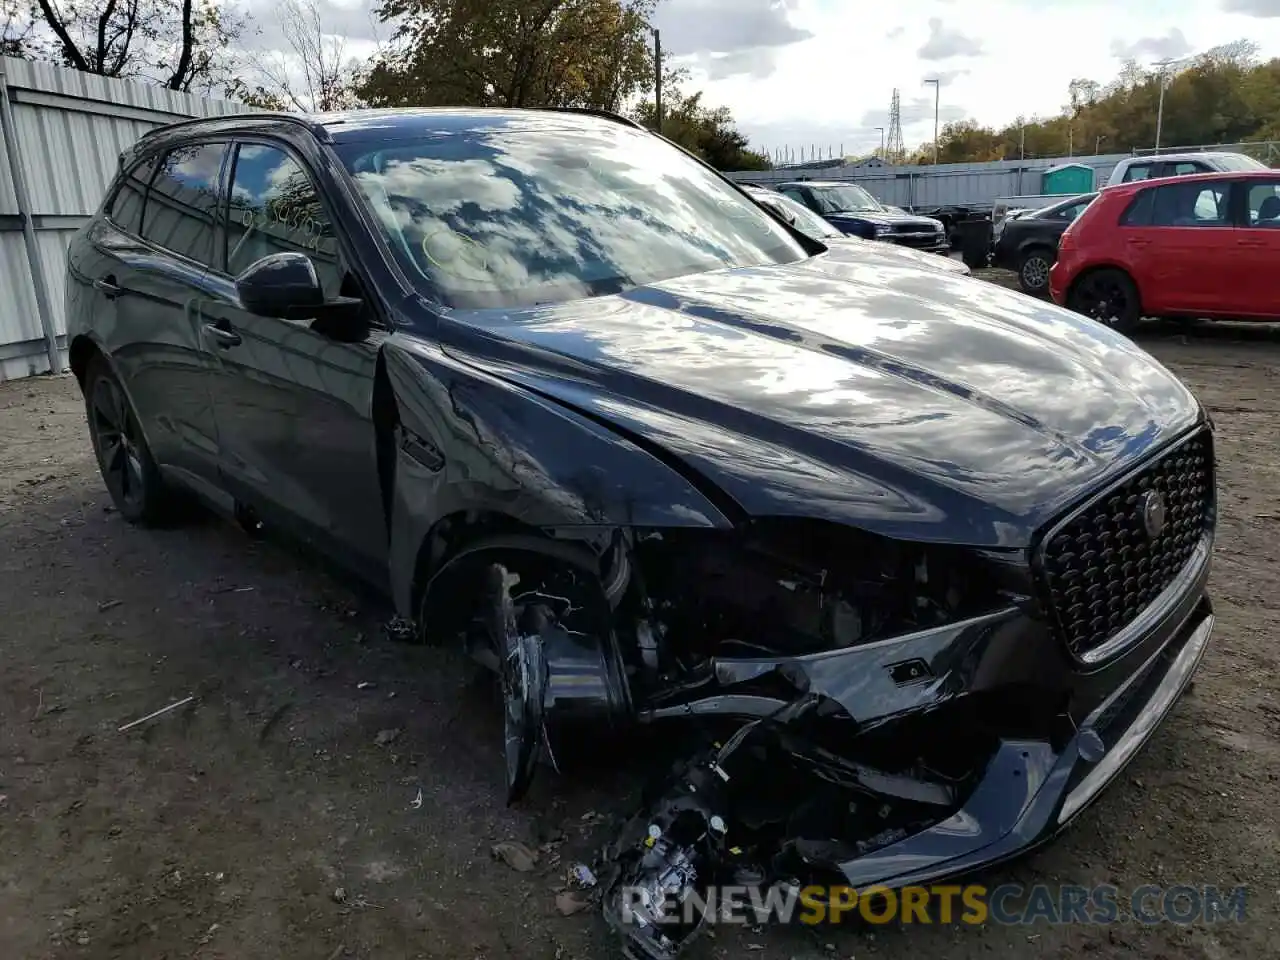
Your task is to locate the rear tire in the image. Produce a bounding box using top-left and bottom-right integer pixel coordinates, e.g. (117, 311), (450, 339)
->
(83, 356), (182, 525)
(1017, 249), (1053, 296)
(1067, 268), (1142, 335)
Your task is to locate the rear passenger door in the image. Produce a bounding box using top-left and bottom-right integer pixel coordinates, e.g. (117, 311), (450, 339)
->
(97, 140), (231, 489)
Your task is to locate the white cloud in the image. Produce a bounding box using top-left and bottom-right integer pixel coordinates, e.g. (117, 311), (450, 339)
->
(661, 0), (1280, 157)
(230, 0), (1280, 158)
(1111, 28), (1194, 60)
(917, 17), (984, 60)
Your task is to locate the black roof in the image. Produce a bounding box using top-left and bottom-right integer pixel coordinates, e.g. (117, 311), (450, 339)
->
(131, 105), (644, 154)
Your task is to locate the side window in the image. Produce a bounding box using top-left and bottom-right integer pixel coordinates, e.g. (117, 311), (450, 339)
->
(1121, 163), (1153, 183)
(1047, 202), (1084, 221)
(1065, 200), (1092, 221)
(109, 155), (159, 235)
(225, 142), (341, 296)
(1170, 162), (1205, 177)
(1246, 182), (1280, 227)
(1150, 181), (1229, 227)
(141, 142), (228, 265)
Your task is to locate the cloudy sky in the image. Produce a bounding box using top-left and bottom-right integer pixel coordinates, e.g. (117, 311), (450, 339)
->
(248, 0), (1280, 156)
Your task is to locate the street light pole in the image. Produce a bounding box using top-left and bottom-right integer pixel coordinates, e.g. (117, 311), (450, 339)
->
(1095, 134), (1105, 155)
(924, 78), (940, 164)
(875, 126), (885, 158)
(1153, 56), (1174, 152)
(653, 29), (663, 136)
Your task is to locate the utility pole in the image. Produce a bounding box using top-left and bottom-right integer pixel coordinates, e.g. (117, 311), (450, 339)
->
(1095, 134), (1105, 155)
(924, 78), (940, 164)
(1154, 57), (1174, 152)
(875, 126), (885, 158)
(653, 29), (663, 135)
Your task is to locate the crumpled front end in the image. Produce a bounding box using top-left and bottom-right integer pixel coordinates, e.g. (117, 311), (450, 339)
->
(440, 425), (1215, 959)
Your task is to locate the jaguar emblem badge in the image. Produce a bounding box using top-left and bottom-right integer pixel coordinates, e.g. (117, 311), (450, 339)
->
(1139, 490), (1167, 540)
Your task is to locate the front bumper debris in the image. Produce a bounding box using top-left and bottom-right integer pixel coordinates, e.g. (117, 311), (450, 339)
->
(585, 542), (1213, 959)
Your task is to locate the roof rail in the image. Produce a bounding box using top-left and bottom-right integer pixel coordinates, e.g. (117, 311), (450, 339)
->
(134, 111), (332, 145)
(533, 106), (645, 130)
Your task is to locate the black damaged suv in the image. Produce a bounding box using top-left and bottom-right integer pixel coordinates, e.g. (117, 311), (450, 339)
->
(65, 107), (1215, 959)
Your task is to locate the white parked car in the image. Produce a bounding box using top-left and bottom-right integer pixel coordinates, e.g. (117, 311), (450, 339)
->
(1106, 151), (1266, 186)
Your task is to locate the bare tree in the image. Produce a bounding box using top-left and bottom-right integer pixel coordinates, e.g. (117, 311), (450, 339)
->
(229, 0), (360, 112)
(5, 0), (246, 90)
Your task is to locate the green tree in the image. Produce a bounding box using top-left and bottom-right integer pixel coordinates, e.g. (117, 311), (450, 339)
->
(633, 88), (770, 171)
(909, 39), (1280, 163)
(356, 0), (656, 111)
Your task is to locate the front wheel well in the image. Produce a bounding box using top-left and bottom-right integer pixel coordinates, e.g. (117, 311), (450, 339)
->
(411, 513), (610, 641)
(1018, 243), (1055, 261)
(68, 335), (101, 390)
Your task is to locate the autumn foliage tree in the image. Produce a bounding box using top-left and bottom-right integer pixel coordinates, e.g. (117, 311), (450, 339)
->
(914, 41), (1280, 163)
(357, 0), (656, 111)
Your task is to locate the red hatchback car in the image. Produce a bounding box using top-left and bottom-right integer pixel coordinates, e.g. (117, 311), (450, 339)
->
(1050, 169), (1280, 332)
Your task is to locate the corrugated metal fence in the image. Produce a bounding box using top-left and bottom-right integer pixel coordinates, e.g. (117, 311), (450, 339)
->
(727, 154), (1131, 209)
(0, 57), (256, 382)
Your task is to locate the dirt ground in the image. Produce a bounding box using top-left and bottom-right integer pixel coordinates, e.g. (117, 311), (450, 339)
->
(1, 308), (1278, 960)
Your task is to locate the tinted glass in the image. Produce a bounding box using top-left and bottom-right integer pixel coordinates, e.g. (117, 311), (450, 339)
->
(1170, 162), (1205, 176)
(225, 143), (341, 295)
(141, 142), (227, 265)
(1151, 181), (1229, 226)
(109, 155), (158, 234)
(1121, 163), (1153, 182)
(1246, 182), (1280, 227)
(1035, 195), (1096, 221)
(805, 184), (883, 214)
(337, 123), (807, 309)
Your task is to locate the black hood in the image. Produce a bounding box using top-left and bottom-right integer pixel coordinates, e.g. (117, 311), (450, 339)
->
(433, 254), (1203, 548)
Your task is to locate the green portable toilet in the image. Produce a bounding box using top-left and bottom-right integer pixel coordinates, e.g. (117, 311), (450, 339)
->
(1041, 162), (1095, 195)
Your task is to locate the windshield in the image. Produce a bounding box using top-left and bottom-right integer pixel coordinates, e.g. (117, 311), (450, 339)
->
(805, 184), (884, 215)
(335, 124), (808, 309)
(1217, 154), (1268, 172)
(751, 190), (842, 239)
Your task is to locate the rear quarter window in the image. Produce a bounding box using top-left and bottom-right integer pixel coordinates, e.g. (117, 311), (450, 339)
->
(108, 155), (159, 235)
(141, 142), (229, 266)
(1120, 188), (1155, 226)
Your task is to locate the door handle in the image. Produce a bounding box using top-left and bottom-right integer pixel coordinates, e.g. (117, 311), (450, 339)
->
(1237, 238), (1265, 247)
(95, 276), (123, 298)
(203, 322), (242, 348)
(1125, 238), (1151, 246)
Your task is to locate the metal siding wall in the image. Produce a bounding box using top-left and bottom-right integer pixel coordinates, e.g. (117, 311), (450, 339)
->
(0, 232), (42, 342)
(0, 55), (260, 381)
(728, 153), (1130, 208)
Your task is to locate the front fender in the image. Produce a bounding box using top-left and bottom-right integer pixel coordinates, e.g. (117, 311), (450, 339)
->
(381, 335), (735, 617)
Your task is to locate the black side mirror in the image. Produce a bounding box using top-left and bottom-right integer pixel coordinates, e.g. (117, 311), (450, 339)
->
(235, 252), (362, 324)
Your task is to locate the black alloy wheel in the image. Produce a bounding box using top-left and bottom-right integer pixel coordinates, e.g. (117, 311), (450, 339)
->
(1067, 268), (1142, 335)
(84, 357), (174, 524)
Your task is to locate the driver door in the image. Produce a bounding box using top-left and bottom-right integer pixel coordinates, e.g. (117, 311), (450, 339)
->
(200, 139), (390, 580)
